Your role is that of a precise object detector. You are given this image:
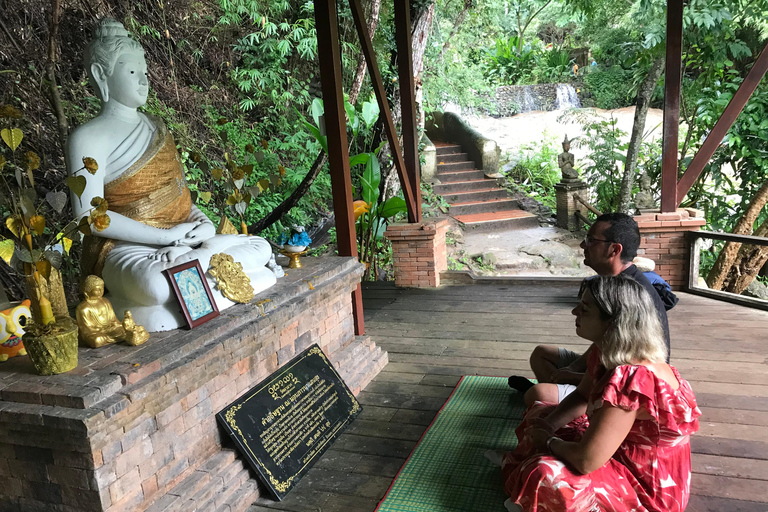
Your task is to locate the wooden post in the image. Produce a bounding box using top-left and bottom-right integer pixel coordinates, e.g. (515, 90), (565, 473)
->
(348, 0), (418, 222)
(393, 0), (423, 222)
(314, 0), (365, 335)
(676, 40), (768, 207)
(660, 0), (683, 213)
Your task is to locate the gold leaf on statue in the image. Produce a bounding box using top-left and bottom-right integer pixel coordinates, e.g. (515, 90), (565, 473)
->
(1, 128), (23, 151)
(66, 176), (87, 198)
(208, 253), (254, 303)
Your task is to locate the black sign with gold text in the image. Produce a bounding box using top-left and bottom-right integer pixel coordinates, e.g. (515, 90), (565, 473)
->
(216, 344), (362, 500)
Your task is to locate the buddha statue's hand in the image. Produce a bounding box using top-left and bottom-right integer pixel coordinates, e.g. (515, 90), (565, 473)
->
(158, 221), (203, 246)
(173, 220), (216, 247)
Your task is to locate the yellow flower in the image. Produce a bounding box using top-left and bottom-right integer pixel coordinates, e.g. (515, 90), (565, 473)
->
(353, 200), (370, 221)
(25, 151), (41, 171)
(92, 213), (111, 232)
(0, 105), (22, 119)
(82, 157), (99, 174)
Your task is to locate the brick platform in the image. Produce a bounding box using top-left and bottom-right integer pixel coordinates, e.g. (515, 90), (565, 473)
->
(384, 218), (450, 288)
(0, 257), (387, 512)
(635, 209), (706, 290)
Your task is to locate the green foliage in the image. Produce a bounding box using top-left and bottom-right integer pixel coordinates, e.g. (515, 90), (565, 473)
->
(504, 131), (561, 208)
(583, 66), (633, 109)
(484, 36), (537, 85)
(219, 0), (317, 134)
(534, 48), (572, 83)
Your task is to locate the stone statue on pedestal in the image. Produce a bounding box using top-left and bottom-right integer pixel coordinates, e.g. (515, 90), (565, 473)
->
(557, 135), (579, 181)
(66, 18), (276, 331)
(634, 172), (656, 210)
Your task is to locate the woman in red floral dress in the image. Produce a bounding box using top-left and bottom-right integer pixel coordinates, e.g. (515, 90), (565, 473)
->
(497, 275), (701, 512)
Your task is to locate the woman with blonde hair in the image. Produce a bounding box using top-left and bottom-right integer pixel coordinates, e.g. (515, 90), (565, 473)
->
(495, 275), (700, 512)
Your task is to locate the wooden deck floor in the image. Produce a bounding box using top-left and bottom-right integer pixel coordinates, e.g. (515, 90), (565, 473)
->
(249, 282), (768, 512)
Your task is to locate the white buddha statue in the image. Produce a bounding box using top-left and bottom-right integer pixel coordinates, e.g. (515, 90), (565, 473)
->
(66, 18), (276, 332)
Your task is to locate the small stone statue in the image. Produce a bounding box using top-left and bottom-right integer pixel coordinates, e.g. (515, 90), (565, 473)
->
(558, 135), (579, 181)
(634, 172), (656, 209)
(123, 311), (149, 346)
(267, 253), (285, 278)
(76, 275), (148, 347)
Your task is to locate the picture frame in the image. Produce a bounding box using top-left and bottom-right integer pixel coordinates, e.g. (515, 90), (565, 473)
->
(165, 259), (220, 329)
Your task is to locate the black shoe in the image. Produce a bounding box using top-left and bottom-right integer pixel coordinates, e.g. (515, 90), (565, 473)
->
(507, 376), (535, 392)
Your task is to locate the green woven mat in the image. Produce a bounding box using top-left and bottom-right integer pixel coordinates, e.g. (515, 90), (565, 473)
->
(375, 376), (527, 512)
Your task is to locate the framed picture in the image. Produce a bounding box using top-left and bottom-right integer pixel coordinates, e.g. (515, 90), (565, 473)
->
(165, 259), (219, 329)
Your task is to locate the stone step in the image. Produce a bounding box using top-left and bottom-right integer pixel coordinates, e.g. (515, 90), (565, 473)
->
(435, 144), (463, 156)
(145, 450), (258, 512)
(453, 210), (540, 232)
(437, 170), (485, 183)
(442, 188), (510, 204)
(449, 198), (521, 216)
(434, 179), (494, 194)
(437, 152), (471, 163)
(437, 161), (475, 172)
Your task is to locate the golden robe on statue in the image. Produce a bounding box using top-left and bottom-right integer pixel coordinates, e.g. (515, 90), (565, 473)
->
(82, 121), (192, 277)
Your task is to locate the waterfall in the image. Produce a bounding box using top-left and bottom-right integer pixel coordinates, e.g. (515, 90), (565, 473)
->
(555, 84), (581, 110)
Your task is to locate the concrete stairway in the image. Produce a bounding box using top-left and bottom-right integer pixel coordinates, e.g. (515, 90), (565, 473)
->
(433, 142), (539, 231)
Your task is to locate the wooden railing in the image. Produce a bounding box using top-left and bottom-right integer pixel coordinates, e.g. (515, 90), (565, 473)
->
(686, 230), (768, 311)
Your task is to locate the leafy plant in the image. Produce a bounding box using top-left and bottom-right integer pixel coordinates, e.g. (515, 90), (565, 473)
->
(583, 66), (633, 109)
(504, 131), (561, 208)
(1, 106), (108, 326)
(484, 36), (537, 85)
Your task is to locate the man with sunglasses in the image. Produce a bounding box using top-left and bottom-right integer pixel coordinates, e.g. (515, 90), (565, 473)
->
(508, 212), (671, 406)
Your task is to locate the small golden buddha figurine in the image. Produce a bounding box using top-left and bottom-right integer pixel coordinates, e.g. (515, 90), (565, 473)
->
(122, 311), (149, 346)
(76, 275), (127, 348)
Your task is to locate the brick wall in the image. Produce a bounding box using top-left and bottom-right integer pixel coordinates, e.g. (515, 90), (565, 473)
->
(385, 218), (450, 288)
(635, 209), (705, 290)
(0, 257), (387, 512)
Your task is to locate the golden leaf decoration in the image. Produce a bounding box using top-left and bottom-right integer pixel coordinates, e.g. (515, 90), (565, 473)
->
(5, 216), (23, 238)
(240, 164), (253, 175)
(278, 165), (286, 176)
(29, 215), (45, 236)
(66, 176), (87, 198)
(82, 157), (99, 174)
(0, 239), (14, 265)
(90, 196), (109, 214)
(25, 151), (40, 171)
(0, 105), (22, 119)
(258, 179), (270, 192)
(57, 234), (72, 255)
(199, 191), (212, 204)
(92, 214), (111, 232)
(226, 193), (239, 206)
(211, 168), (224, 180)
(78, 216), (92, 236)
(1, 128), (23, 151)
(260, 139), (268, 150)
(0, 155), (6, 169)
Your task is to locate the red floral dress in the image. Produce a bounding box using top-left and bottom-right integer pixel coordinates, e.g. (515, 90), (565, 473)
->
(501, 352), (701, 512)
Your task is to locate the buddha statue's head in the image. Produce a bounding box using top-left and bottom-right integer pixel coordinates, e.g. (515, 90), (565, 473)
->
(85, 18), (148, 108)
(83, 275), (106, 300)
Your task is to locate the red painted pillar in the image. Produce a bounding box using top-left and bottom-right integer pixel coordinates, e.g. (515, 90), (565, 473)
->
(660, 0), (683, 213)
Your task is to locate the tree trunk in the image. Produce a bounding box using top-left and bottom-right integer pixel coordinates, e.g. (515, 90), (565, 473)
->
(706, 181), (768, 289)
(433, 0), (473, 65)
(248, 151), (327, 235)
(348, 0), (382, 105)
(618, 56), (665, 213)
(46, 0), (68, 148)
(723, 220), (768, 294)
(380, 3), (435, 202)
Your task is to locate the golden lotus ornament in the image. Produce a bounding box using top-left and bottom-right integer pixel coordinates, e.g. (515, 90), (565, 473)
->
(209, 253), (254, 303)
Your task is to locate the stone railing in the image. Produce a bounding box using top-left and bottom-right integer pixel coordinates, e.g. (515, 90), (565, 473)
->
(425, 111), (500, 175)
